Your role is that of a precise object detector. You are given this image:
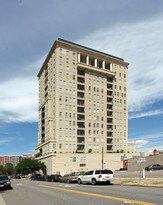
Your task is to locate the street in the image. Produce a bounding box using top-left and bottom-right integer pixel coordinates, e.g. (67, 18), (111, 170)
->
(0, 178), (163, 205)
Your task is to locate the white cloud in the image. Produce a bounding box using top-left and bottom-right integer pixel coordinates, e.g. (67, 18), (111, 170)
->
(0, 56), (44, 123)
(133, 133), (163, 152)
(0, 76), (38, 122)
(78, 14), (163, 112)
(136, 140), (149, 149)
(132, 133), (163, 142)
(129, 109), (163, 119)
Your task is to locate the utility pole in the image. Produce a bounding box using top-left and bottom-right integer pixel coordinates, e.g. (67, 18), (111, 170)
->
(102, 146), (104, 169)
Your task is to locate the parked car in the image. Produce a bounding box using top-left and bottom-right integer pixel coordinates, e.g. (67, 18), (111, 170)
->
(11, 175), (21, 179)
(30, 174), (42, 181)
(0, 175), (11, 189)
(46, 174), (62, 182)
(60, 171), (85, 183)
(78, 169), (114, 185)
(145, 164), (163, 171)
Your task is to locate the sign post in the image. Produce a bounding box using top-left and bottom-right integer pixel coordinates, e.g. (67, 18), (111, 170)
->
(137, 158), (146, 183)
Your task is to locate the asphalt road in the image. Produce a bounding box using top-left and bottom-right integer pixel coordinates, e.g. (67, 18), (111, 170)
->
(0, 178), (163, 205)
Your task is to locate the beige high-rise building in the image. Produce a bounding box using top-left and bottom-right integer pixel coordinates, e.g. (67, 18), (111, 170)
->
(35, 39), (136, 175)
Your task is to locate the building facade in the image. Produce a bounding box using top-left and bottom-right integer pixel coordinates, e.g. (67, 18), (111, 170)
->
(35, 39), (136, 174)
(0, 154), (33, 167)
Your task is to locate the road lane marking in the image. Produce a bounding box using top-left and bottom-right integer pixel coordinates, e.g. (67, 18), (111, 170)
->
(15, 183), (24, 186)
(39, 184), (155, 205)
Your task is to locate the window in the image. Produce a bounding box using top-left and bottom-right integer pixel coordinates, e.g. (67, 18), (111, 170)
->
(84, 171), (93, 175)
(80, 157), (86, 162)
(70, 157), (76, 162)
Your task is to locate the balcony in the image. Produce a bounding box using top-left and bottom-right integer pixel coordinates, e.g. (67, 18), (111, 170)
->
(107, 111), (113, 117)
(107, 119), (113, 124)
(107, 97), (113, 103)
(78, 69), (85, 76)
(76, 145), (85, 153)
(107, 125), (113, 131)
(107, 91), (113, 97)
(107, 145), (113, 152)
(80, 56), (86, 64)
(89, 58), (95, 67)
(77, 77), (85, 83)
(77, 107), (85, 113)
(77, 84), (85, 91)
(77, 122), (85, 128)
(77, 114), (85, 121)
(77, 92), (85, 98)
(107, 84), (113, 90)
(77, 130), (85, 136)
(107, 105), (113, 110)
(105, 62), (111, 71)
(107, 139), (113, 144)
(97, 60), (103, 69)
(107, 77), (113, 83)
(77, 99), (85, 106)
(107, 133), (113, 138)
(77, 137), (85, 144)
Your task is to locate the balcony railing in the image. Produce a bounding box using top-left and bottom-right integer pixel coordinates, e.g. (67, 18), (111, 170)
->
(77, 84), (85, 91)
(77, 107), (85, 113)
(78, 69), (85, 76)
(77, 122), (85, 128)
(77, 77), (85, 83)
(77, 100), (85, 106)
(77, 92), (85, 98)
(77, 137), (85, 143)
(77, 114), (85, 121)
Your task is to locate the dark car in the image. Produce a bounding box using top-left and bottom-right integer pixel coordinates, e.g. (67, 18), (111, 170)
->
(46, 174), (62, 182)
(30, 174), (42, 180)
(0, 175), (11, 189)
(12, 175), (21, 179)
(145, 164), (163, 171)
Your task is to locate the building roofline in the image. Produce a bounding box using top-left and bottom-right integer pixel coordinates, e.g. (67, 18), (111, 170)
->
(57, 38), (124, 61)
(37, 38), (128, 77)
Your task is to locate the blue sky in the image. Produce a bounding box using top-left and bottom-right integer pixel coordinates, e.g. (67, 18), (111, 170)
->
(0, 0), (163, 155)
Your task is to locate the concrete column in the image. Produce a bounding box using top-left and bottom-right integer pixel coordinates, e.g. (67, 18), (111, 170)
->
(102, 61), (105, 69)
(77, 53), (80, 63)
(95, 58), (97, 67)
(86, 56), (89, 65)
(110, 63), (113, 71)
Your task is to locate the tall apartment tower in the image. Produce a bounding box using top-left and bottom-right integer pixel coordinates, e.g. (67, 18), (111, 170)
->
(36, 39), (136, 174)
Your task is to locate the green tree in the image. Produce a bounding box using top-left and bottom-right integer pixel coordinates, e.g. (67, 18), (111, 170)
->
(15, 158), (46, 175)
(0, 165), (5, 174)
(4, 163), (14, 175)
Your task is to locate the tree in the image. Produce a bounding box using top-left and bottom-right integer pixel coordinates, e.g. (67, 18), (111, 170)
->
(0, 165), (5, 174)
(15, 158), (46, 175)
(4, 163), (14, 175)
